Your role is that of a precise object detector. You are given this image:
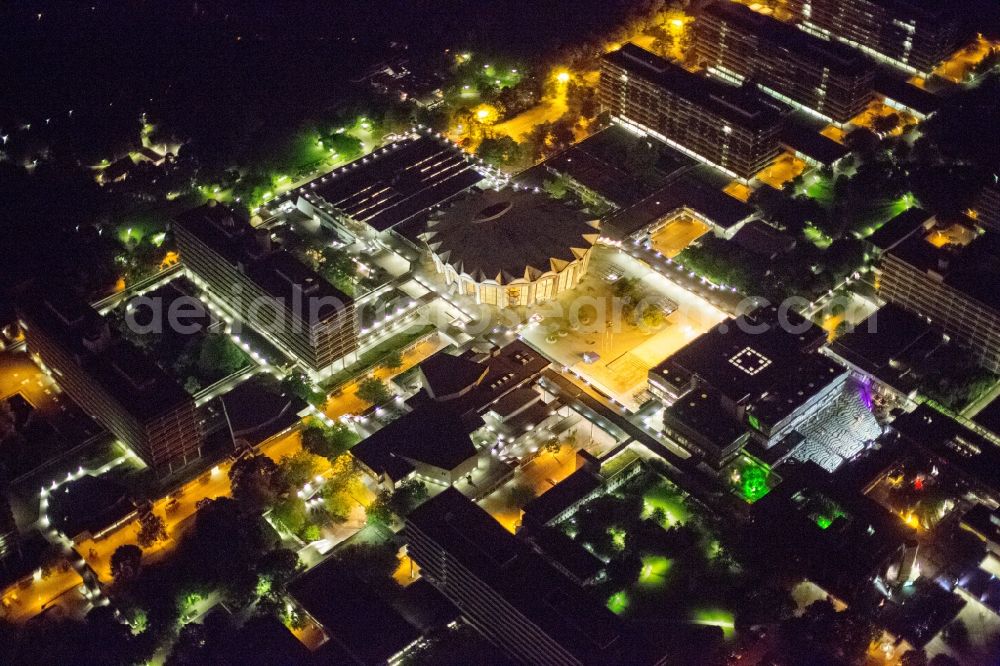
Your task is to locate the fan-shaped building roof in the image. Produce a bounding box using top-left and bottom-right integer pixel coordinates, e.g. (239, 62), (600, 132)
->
(424, 187), (599, 285)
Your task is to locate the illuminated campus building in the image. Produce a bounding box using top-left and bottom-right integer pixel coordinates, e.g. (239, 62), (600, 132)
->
(874, 214), (1000, 373)
(424, 187), (599, 308)
(174, 203), (358, 378)
(599, 43), (784, 179)
(19, 291), (201, 473)
(789, 0), (962, 77)
(697, 2), (875, 124)
(403, 488), (670, 666)
(296, 133), (484, 238)
(353, 341), (549, 489)
(649, 307), (848, 469)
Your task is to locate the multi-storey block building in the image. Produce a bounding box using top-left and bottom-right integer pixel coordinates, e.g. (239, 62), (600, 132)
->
(974, 174), (1000, 234)
(789, 0), (962, 77)
(174, 203), (358, 378)
(649, 307), (846, 469)
(20, 291), (201, 473)
(403, 488), (668, 666)
(697, 2), (875, 124)
(600, 43), (784, 180)
(875, 215), (1000, 373)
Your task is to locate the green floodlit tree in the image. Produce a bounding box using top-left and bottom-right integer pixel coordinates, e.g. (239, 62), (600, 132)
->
(356, 377), (392, 406)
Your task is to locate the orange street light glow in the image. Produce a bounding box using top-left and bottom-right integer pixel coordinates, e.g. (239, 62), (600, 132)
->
(556, 71), (570, 83)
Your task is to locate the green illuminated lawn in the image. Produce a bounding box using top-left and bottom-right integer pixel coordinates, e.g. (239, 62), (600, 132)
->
(805, 176), (834, 206)
(856, 192), (916, 238)
(607, 590), (629, 615)
(642, 482), (690, 527)
(691, 608), (736, 639)
(638, 555), (671, 588)
(803, 225), (833, 249)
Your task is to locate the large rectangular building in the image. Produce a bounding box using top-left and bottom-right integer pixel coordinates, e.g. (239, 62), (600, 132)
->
(649, 306), (846, 466)
(174, 203), (358, 377)
(296, 133), (484, 236)
(697, 2), (875, 124)
(19, 291), (201, 473)
(599, 43), (784, 179)
(875, 215), (1000, 373)
(403, 488), (668, 666)
(790, 0), (962, 76)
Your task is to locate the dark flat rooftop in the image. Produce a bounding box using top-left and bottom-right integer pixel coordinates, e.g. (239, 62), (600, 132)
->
(874, 73), (941, 117)
(521, 523), (604, 583)
(47, 474), (132, 539)
(894, 404), (1000, 494)
(830, 304), (942, 393)
(418, 350), (488, 401)
(604, 44), (785, 132)
(779, 121), (850, 166)
(351, 403), (477, 479)
(290, 559), (420, 665)
(308, 134), (484, 232)
(886, 222), (1000, 311)
(221, 375), (306, 445)
(666, 388), (748, 447)
(522, 467), (602, 525)
(543, 145), (642, 207)
(603, 175), (754, 239)
(868, 207), (930, 251)
(973, 397), (1000, 439)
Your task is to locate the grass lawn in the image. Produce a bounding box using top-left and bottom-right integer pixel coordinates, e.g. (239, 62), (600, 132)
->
(691, 608), (736, 639)
(805, 176), (835, 206)
(637, 555), (672, 589)
(642, 481), (690, 527)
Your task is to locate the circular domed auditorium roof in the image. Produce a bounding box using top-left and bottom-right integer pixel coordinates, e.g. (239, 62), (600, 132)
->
(424, 187), (599, 285)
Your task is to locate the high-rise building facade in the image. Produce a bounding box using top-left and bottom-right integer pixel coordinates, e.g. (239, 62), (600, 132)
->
(599, 43), (784, 179)
(20, 292), (202, 473)
(697, 2), (875, 124)
(875, 218), (1000, 373)
(974, 175), (1000, 234)
(0, 486), (18, 560)
(790, 0), (962, 76)
(174, 203), (358, 377)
